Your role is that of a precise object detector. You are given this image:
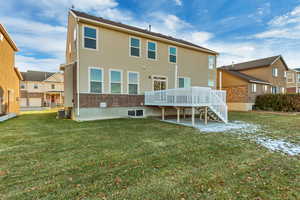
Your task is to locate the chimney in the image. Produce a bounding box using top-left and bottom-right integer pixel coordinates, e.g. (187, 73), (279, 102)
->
(148, 25), (152, 32)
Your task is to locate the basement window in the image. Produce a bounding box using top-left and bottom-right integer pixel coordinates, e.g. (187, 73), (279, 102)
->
(128, 109), (144, 117)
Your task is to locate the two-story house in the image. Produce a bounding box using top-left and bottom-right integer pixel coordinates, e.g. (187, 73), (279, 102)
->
(217, 55), (289, 111)
(0, 24), (23, 116)
(60, 10), (225, 122)
(286, 68), (300, 94)
(20, 71), (64, 108)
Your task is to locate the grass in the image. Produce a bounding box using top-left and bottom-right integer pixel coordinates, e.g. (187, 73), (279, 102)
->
(0, 110), (299, 199)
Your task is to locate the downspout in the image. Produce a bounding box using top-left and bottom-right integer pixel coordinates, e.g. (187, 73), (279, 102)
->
(76, 19), (80, 117)
(175, 64), (178, 88)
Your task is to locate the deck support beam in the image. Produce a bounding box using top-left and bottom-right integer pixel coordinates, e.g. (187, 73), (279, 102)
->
(205, 106), (208, 125)
(161, 107), (165, 121)
(192, 107), (195, 126)
(176, 107), (180, 123)
(183, 108), (186, 119)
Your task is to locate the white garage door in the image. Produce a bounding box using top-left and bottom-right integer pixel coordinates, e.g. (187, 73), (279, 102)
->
(20, 98), (27, 107)
(29, 98), (42, 107)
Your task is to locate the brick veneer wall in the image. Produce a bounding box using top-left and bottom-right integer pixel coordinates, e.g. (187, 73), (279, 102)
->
(287, 87), (296, 94)
(78, 93), (144, 108)
(223, 85), (248, 103)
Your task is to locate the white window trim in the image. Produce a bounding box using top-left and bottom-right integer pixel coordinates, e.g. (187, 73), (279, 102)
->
(82, 25), (99, 51)
(127, 71), (140, 95)
(129, 36), (141, 58)
(152, 75), (168, 91)
(109, 69), (123, 94)
(178, 77), (191, 88)
(272, 68), (278, 77)
(252, 83), (257, 93)
(146, 40), (157, 61)
(88, 67), (104, 94)
(168, 46), (177, 64)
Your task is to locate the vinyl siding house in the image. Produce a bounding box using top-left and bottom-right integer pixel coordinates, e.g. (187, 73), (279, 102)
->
(20, 71), (64, 108)
(0, 24), (23, 116)
(286, 68), (300, 94)
(61, 10), (227, 124)
(217, 55), (289, 111)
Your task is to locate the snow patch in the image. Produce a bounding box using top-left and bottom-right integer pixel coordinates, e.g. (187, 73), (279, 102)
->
(199, 121), (260, 134)
(255, 137), (300, 156)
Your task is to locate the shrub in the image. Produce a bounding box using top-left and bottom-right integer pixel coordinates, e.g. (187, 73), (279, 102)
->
(255, 94), (300, 112)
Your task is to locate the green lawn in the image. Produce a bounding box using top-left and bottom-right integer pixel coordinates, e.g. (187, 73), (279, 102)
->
(0, 111), (299, 199)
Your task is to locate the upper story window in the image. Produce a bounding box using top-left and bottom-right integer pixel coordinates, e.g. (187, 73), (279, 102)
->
(147, 41), (157, 60)
(89, 68), (103, 93)
(251, 83), (257, 93)
(110, 70), (122, 94)
(130, 37), (140, 57)
(178, 77), (191, 88)
(272, 68), (278, 77)
(83, 26), (97, 50)
(208, 55), (216, 69)
(51, 84), (55, 89)
(169, 46), (177, 63)
(128, 72), (139, 94)
(34, 83), (38, 89)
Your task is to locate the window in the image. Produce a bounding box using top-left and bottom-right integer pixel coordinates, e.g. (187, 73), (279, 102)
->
(178, 77), (191, 88)
(83, 26), (97, 50)
(208, 55), (216, 69)
(271, 86), (277, 94)
(51, 84), (55, 89)
(169, 46), (177, 63)
(272, 68), (278, 77)
(208, 80), (215, 87)
(89, 68), (103, 93)
(128, 109), (144, 117)
(287, 72), (294, 83)
(153, 76), (167, 91)
(20, 84), (25, 89)
(147, 41), (156, 60)
(263, 85), (268, 92)
(251, 83), (257, 93)
(34, 83), (38, 89)
(128, 72), (139, 94)
(110, 70), (122, 94)
(297, 74), (300, 82)
(130, 37), (140, 57)
(284, 71), (287, 78)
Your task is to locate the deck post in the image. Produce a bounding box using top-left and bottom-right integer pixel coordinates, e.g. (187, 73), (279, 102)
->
(162, 107), (165, 121)
(183, 108), (186, 119)
(192, 107), (195, 126)
(205, 106), (208, 125)
(177, 107), (180, 123)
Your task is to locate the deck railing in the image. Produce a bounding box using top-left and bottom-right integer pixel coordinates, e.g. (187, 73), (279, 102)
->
(144, 87), (228, 123)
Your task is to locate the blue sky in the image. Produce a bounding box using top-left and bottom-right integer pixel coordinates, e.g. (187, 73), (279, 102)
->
(1, 0), (300, 72)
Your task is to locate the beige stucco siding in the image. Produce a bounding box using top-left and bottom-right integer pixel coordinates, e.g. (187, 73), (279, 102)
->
(77, 22), (216, 94)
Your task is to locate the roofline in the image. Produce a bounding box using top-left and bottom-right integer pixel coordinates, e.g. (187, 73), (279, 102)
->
(14, 67), (23, 80)
(220, 68), (271, 85)
(70, 10), (219, 55)
(0, 24), (18, 51)
(271, 55), (289, 70)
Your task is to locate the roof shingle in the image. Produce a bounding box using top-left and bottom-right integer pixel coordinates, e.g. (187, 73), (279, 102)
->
(21, 71), (56, 82)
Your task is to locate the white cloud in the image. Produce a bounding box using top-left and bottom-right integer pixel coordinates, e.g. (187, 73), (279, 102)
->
(174, 0), (182, 6)
(16, 55), (63, 72)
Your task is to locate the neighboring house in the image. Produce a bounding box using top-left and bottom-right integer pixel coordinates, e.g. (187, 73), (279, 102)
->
(60, 10), (221, 121)
(20, 71), (64, 108)
(286, 68), (300, 94)
(217, 55), (289, 111)
(0, 24), (23, 115)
